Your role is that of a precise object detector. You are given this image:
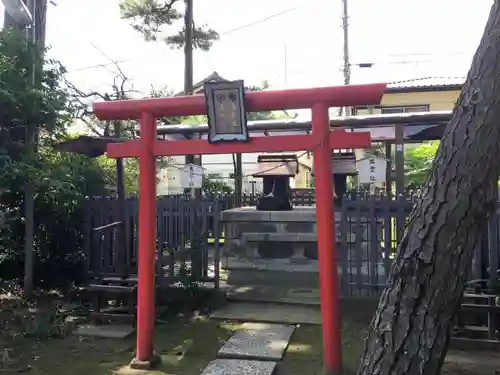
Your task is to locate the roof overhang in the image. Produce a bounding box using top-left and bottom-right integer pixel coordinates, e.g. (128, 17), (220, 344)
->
(54, 136), (122, 157)
(154, 111), (452, 143)
(386, 84), (462, 94)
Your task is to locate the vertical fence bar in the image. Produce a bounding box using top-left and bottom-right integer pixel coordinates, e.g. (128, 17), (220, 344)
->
(339, 196), (349, 296)
(214, 198), (221, 289)
(382, 195), (392, 284)
(354, 195), (363, 296)
(369, 197), (378, 297)
(201, 202), (209, 278)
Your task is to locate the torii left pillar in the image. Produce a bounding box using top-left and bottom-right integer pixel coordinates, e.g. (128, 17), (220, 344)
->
(134, 112), (158, 368)
(93, 83), (386, 375)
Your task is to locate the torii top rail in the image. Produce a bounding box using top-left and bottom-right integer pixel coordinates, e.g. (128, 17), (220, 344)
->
(93, 82), (387, 374)
(95, 84), (386, 158)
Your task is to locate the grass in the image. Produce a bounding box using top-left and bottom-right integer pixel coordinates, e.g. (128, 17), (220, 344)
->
(282, 320), (367, 375)
(1, 315), (241, 375)
(1, 313), (368, 375)
(0, 288), (375, 375)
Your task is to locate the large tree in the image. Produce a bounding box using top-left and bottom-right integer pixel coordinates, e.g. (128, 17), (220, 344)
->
(0, 29), (120, 287)
(357, 2), (500, 375)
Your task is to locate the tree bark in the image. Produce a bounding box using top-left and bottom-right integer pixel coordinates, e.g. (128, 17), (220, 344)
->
(357, 2), (500, 375)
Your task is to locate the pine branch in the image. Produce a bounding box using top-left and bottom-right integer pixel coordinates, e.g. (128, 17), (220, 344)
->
(120, 0), (219, 50)
(120, 0), (182, 41)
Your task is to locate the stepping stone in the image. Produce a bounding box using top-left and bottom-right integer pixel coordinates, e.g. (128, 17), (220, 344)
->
(218, 322), (295, 361)
(201, 359), (276, 375)
(211, 301), (321, 325)
(73, 324), (135, 339)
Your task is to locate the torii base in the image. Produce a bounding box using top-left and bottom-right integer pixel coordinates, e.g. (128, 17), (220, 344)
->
(129, 354), (162, 370)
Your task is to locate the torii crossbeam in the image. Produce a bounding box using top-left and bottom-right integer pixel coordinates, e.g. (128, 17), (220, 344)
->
(93, 83), (386, 375)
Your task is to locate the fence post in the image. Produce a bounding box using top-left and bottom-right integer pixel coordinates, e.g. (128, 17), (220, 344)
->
(213, 198), (221, 289)
(339, 195), (349, 296)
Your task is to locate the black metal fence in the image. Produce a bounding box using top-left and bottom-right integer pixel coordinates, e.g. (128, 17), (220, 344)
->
(84, 192), (499, 297)
(84, 196), (222, 288)
(338, 194), (414, 297)
(336, 193), (498, 298)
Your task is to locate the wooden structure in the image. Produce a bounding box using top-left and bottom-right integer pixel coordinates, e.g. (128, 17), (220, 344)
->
(92, 83), (386, 373)
(253, 154), (298, 211)
(83, 196), (221, 325)
(55, 135), (133, 324)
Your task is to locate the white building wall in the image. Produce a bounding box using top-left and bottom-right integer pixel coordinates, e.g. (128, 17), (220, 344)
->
(157, 153), (270, 195)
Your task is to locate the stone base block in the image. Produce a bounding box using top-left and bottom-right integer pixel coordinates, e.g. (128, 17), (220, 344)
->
(129, 353), (161, 370)
(218, 322), (295, 360)
(201, 359), (277, 375)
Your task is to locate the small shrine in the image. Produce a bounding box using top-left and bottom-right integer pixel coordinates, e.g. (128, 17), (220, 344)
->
(252, 154), (299, 211)
(311, 150), (358, 197)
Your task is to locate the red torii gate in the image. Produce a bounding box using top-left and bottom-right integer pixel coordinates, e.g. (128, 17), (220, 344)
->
(93, 83), (386, 374)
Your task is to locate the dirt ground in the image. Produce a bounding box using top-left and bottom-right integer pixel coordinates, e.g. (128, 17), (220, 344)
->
(442, 351), (500, 375)
(3, 317), (499, 375)
(2, 291), (500, 375)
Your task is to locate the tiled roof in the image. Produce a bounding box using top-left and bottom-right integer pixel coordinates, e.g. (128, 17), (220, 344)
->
(175, 71), (228, 96)
(387, 76), (465, 89)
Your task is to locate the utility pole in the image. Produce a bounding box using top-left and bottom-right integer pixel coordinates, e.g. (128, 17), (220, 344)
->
(25, 0), (47, 295)
(340, 0), (351, 117)
(341, 0), (351, 87)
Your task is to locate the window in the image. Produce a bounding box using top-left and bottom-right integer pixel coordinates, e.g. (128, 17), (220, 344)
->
(381, 105), (429, 114)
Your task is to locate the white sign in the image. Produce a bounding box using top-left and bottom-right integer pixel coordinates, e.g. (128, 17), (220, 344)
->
(179, 163), (204, 189)
(157, 166), (183, 195)
(357, 156), (385, 184)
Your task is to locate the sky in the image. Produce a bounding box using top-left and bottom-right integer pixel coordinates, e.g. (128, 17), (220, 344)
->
(0, 0), (493, 94)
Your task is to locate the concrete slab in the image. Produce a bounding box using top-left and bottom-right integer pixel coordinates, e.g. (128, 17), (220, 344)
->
(211, 301), (322, 325)
(219, 323), (295, 361)
(73, 324), (135, 339)
(201, 359), (276, 375)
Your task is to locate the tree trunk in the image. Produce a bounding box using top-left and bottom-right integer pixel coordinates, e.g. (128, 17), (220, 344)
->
(357, 2), (500, 375)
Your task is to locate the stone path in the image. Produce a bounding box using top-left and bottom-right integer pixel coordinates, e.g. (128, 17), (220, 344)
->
(200, 322), (296, 375)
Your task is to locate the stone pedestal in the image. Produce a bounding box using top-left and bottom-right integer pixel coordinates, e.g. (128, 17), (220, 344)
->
(220, 205), (387, 295)
(221, 207), (342, 267)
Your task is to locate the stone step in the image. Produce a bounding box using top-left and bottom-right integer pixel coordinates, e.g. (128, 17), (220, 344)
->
(201, 359), (276, 375)
(218, 322), (295, 361)
(73, 324), (135, 339)
(211, 302), (322, 325)
(222, 284), (321, 306)
(225, 270), (319, 288)
(82, 284), (137, 294)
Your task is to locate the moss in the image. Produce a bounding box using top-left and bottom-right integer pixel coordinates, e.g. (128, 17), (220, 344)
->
(4, 318), (241, 375)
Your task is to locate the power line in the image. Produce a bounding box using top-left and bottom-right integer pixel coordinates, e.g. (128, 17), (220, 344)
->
(220, 4), (306, 35)
(65, 3), (311, 75)
(66, 52), (468, 74)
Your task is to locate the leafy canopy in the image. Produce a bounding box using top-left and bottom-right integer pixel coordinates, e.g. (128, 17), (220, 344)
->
(0, 29), (138, 285)
(405, 141), (439, 189)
